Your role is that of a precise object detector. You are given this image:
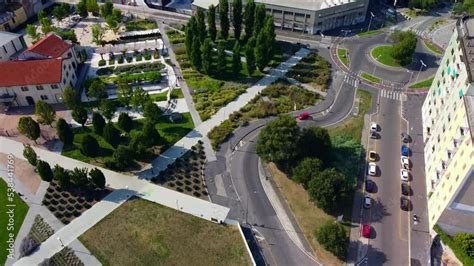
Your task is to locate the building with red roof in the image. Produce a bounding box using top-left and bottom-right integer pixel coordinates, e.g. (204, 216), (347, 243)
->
(0, 33), (79, 109)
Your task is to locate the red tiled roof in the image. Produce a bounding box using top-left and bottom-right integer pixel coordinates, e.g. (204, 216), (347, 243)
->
(0, 58), (62, 87)
(26, 34), (72, 58)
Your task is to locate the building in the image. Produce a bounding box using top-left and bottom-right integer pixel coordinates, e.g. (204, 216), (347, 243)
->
(192, 0), (368, 34)
(0, 31), (26, 62)
(0, 34), (79, 109)
(421, 16), (474, 235)
(0, 1), (27, 31)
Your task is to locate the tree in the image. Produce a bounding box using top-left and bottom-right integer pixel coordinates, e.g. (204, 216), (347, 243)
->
(142, 120), (160, 147)
(112, 9), (122, 21)
(390, 31), (417, 66)
(196, 8), (207, 43)
(244, 0), (256, 40)
(36, 160), (53, 182)
(143, 101), (162, 122)
(23, 144), (37, 166)
(207, 5), (217, 42)
(118, 112), (133, 132)
(100, 0), (114, 18)
(201, 38), (212, 74)
(86, 0), (99, 15)
(103, 122), (121, 147)
(117, 81), (132, 108)
(87, 78), (108, 100)
(89, 168), (106, 189)
(129, 132), (147, 157)
(72, 107), (88, 127)
(35, 100), (56, 126)
(254, 4), (266, 35)
(52, 5), (68, 21)
(308, 168), (351, 213)
(315, 221), (348, 259)
(298, 127), (332, 162)
(91, 24), (104, 46)
(70, 167), (89, 188)
(217, 41), (227, 77)
(37, 10), (46, 21)
(245, 37), (256, 76)
(79, 134), (99, 156)
(56, 118), (73, 146)
(99, 100), (116, 121)
(53, 164), (70, 189)
(26, 24), (39, 42)
(232, 42), (242, 76)
(256, 115), (300, 168)
(76, 0), (88, 18)
(219, 0), (229, 39)
(191, 35), (202, 70)
(17, 117), (40, 143)
(185, 17), (196, 59)
(55, 29), (78, 44)
(63, 86), (80, 109)
(105, 16), (119, 34)
(92, 112), (106, 135)
(130, 87), (150, 111)
(453, 233), (474, 258)
(292, 158), (322, 188)
(108, 145), (133, 170)
(20, 236), (39, 258)
(255, 31), (267, 71)
(40, 17), (53, 35)
(263, 15), (276, 62)
(232, 0), (243, 40)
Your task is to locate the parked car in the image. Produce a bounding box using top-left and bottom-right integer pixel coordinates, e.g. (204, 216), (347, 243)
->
(401, 156), (410, 169)
(401, 183), (410, 196)
(401, 132), (410, 143)
(368, 162), (377, 176)
(400, 197), (410, 211)
(366, 179), (375, 193)
(368, 151), (377, 161)
(370, 131), (378, 139)
(298, 112), (310, 120)
(370, 122), (378, 132)
(400, 169), (409, 182)
(401, 145), (410, 156)
(364, 196), (372, 209)
(361, 224), (371, 238)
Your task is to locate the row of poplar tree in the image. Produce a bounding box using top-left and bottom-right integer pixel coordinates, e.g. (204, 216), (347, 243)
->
(185, 0), (276, 77)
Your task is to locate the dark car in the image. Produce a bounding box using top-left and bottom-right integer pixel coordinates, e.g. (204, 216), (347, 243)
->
(401, 145), (410, 156)
(401, 132), (410, 143)
(366, 180), (375, 193)
(400, 197), (410, 211)
(401, 183), (410, 196)
(370, 131), (377, 139)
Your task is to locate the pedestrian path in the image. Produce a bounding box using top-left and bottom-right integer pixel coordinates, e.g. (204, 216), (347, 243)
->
(344, 74), (359, 87)
(380, 89), (405, 101)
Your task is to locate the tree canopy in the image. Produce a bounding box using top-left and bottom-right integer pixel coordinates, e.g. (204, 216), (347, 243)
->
(37, 160), (53, 182)
(35, 100), (56, 126)
(390, 31), (417, 66)
(308, 168), (351, 214)
(292, 157), (323, 188)
(298, 126), (332, 162)
(72, 107), (88, 127)
(23, 144), (37, 166)
(17, 117), (40, 143)
(56, 118), (74, 146)
(315, 221), (348, 259)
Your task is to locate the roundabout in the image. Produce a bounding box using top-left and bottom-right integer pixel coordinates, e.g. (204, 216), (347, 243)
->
(370, 45), (406, 68)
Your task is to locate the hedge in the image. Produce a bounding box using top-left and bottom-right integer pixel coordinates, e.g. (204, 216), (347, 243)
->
(434, 225), (474, 265)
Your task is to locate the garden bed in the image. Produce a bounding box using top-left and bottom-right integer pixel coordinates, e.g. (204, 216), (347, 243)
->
(96, 61), (164, 76)
(409, 76), (434, 89)
(152, 142), (208, 199)
(371, 45), (405, 67)
(125, 19), (157, 32)
(357, 30), (383, 37)
(287, 52), (331, 90)
(361, 72), (382, 84)
(337, 48), (349, 67)
(423, 40), (442, 55)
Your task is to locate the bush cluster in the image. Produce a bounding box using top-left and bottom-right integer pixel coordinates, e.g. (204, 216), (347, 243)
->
(96, 61), (164, 76)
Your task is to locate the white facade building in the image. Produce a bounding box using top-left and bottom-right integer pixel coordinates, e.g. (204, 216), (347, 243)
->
(0, 31), (26, 62)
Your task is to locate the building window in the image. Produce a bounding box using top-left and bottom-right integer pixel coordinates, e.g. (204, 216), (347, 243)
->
(51, 84), (59, 89)
(72, 74), (76, 80)
(36, 85), (44, 91)
(68, 64), (71, 71)
(72, 62), (77, 68)
(66, 71), (69, 78)
(63, 65), (66, 70)
(20, 86), (28, 92)
(40, 95), (48, 100)
(456, 175), (460, 181)
(67, 52), (72, 57)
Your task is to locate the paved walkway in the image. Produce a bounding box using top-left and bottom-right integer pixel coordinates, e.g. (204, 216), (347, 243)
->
(139, 48), (311, 179)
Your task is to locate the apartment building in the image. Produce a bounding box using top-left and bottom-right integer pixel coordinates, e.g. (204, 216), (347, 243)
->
(421, 16), (474, 235)
(0, 31), (26, 62)
(192, 0), (368, 34)
(0, 1), (27, 31)
(0, 34), (79, 109)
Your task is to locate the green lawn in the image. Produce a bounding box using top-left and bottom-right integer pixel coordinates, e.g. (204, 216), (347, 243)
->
(428, 19), (448, 32)
(357, 30), (383, 37)
(409, 76), (434, 89)
(80, 198), (252, 266)
(371, 45), (403, 67)
(337, 48), (349, 67)
(423, 40), (442, 55)
(0, 178), (29, 264)
(361, 72), (382, 84)
(149, 88), (184, 102)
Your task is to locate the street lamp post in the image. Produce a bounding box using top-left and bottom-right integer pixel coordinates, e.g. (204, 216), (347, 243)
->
(367, 12), (375, 32)
(406, 70), (414, 88)
(57, 237), (64, 247)
(414, 60), (427, 83)
(373, 55), (381, 75)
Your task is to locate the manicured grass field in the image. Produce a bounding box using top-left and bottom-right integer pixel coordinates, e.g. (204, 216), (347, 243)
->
(361, 72), (382, 84)
(80, 198), (252, 266)
(423, 40), (442, 55)
(409, 76), (434, 89)
(357, 30), (383, 37)
(337, 48), (349, 67)
(371, 45), (403, 67)
(0, 178), (29, 265)
(149, 88), (184, 102)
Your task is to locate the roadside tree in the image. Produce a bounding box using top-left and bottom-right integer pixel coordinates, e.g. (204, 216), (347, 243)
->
(117, 112), (133, 132)
(103, 122), (121, 147)
(207, 5), (217, 42)
(219, 0), (230, 39)
(89, 168), (106, 189)
(292, 157), (322, 188)
(17, 117), (41, 143)
(37, 160), (53, 182)
(92, 112), (106, 135)
(35, 100), (56, 126)
(63, 86), (80, 109)
(56, 118), (74, 146)
(315, 221), (348, 259)
(72, 107), (88, 127)
(308, 168), (351, 213)
(79, 134), (99, 156)
(232, 0), (243, 40)
(23, 144), (37, 166)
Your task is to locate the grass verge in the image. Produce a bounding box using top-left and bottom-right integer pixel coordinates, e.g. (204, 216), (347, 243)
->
(361, 72), (382, 84)
(149, 88), (184, 102)
(357, 30), (383, 37)
(80, 198), (252, 265)
(371, 45), (403, 67)
(423, 40), (442, 55)
(409, 76), (434, 89)
(0, 178), (29, 264)
(338, 48), (349, 67)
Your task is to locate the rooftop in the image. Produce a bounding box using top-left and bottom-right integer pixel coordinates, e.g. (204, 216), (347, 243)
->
(25, 33), (72, 58)
(457, 17), (474, 82)
(465, 94), (474, 142)
(0, 31), (21, 47)
(192, 0), (354, 11)
(0, 58), (62, 87)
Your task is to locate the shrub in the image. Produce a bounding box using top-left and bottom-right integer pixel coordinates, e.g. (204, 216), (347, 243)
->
(103, 123), (121, 147)
(434, 225), (474, 265)
(89, 168), (106, 189)
(37, 160), (53, 182)
(126, 57), (133, 63)
(208, 119), (235, 149)
(23, 144), (37, 166)
(92, 112), (106, 135)
(117, 112), (133, 132)
(308, 168), (351, 214)
(117, 56), (124, 64)
(98, 59), (106, 66)
(56, 118), (74, 146)
(136, 54), (143, 61)
(144, 53), (151, 60)
(79, 134), (99, 157)
(19, 236), (39, 257)
(292, 158), (323, 188)
(315, 221), (348, 259)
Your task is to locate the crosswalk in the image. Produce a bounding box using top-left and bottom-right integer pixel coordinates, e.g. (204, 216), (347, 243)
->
(344, 74), (359, 87)
(380, 89), (405, 101)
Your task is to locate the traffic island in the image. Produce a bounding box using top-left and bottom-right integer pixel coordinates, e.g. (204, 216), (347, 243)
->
(338, 48), (349, 67)
(370, 45), (406, 67)
(361, 72), (382, 84)
(409, 76), (434, 89)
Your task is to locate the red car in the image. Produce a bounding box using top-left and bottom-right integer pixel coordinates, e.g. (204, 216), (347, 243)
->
(361, 224), (371, 238)
(298, 112), (310, 120)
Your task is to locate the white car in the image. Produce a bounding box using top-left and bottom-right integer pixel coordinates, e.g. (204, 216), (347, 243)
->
(368, 162), (377, 176)
(364, 196), (372, 209)
(401, 156), (409, 169)
(400, 169), (409, 182)
(370, 122), (378, 132)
